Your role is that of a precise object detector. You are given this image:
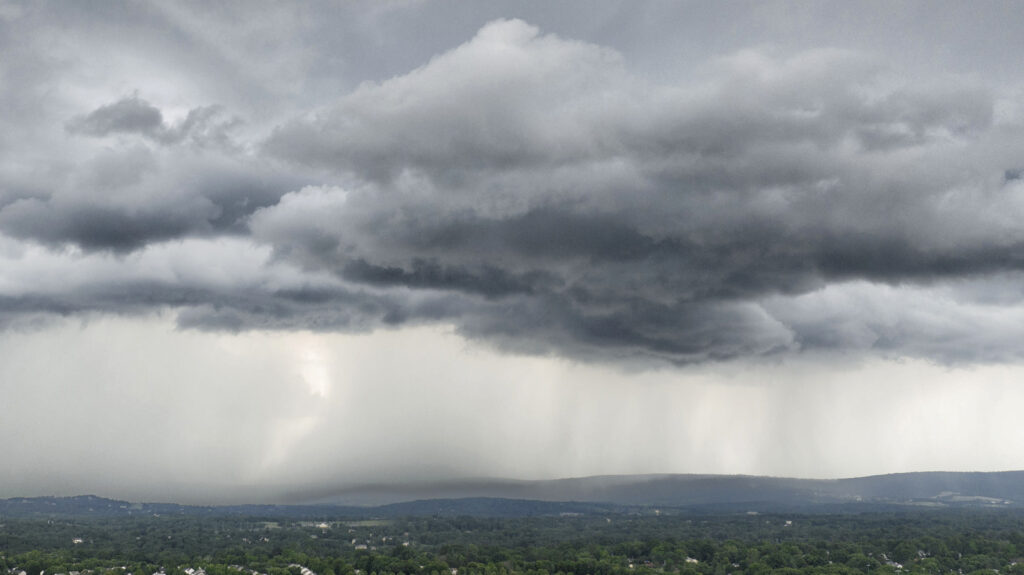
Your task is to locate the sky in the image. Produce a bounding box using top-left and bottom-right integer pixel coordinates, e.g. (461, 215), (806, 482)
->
(3, 0), (1024, 504)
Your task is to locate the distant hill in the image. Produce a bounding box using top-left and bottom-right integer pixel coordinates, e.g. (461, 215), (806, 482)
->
(3, 471), (1024, 518)
(0, 494), (629, 519)
(309, 471), (1024, 509)
(0, 494), (319, 518)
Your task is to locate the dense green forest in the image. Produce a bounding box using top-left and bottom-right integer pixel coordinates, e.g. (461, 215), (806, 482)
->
(3, 510), (1024, 575)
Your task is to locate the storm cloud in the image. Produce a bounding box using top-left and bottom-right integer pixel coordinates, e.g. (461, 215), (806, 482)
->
(4, 5), (1024, 365)
(255, 20), (1024, 363)
(9, 0), (1024, 503)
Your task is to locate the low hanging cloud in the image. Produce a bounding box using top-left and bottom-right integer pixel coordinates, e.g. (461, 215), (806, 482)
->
(250, 19), (1024, 363)
(4, 17), (1024, 365)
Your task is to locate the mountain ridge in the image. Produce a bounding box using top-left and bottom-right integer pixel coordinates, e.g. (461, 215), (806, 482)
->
(3, 471), (1023, 517)
(302, 470), (1024, 507)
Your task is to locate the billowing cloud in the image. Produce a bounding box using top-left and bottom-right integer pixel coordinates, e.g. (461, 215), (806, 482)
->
(1, 91), (303, 251)
(251, 20), (1024, 363)
(4, 13), (1024, 365)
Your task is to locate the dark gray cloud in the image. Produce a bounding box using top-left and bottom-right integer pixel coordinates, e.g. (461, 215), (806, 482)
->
(246, 20), (1024, 363)
(0, 2), (312, 251)
(0, 195), (216, 252)
(0, 129), (305, 250)
(67, 95), (242, 147)
(66, 95), (165, 138)
(4, 8), (1024, 366)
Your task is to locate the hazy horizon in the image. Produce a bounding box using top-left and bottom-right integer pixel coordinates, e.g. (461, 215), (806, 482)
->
(4, 1), (1024, 504)
(10, 469), (1024, 508)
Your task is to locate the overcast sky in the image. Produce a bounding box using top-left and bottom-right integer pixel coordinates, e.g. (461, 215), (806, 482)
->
(4, 0), (1024, 504)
